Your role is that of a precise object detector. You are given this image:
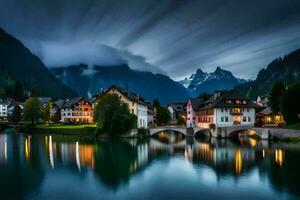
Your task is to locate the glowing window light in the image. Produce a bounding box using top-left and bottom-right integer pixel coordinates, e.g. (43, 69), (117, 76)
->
(275, 149), (284, 167)
(49, 136), (54, 168)
(25, 138), (30, 161)
(235, 149), (243, 174)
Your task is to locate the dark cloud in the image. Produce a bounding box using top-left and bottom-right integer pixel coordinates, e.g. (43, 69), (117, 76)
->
(0, 0), (299, 80)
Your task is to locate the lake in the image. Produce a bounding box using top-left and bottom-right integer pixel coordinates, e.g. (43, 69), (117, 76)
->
(0, 131), (300, 200)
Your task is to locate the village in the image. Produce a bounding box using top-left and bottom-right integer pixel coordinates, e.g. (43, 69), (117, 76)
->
(0, 83), (291, 138)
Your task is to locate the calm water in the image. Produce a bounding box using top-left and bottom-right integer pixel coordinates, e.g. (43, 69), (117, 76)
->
(0, 131), (300, 200)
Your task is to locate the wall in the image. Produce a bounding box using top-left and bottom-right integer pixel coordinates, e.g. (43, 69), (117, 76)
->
(137, 104), (148, 128)
(0, 104), (8, 120)
(215, 108), (255, 127)
(186, 100), (197, 127)
(107, 89), (137, 114)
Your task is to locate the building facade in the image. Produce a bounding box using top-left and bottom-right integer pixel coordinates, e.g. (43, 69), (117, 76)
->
(167, 103), (185, 124)
(0, 101), (8, 121)
(61, 97), (93, 124)
(91, 85), (149, 128)
(187, 91), (257, 128)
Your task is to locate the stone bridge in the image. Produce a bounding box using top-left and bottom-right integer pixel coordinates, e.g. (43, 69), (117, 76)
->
(149, 125), (300, 140)
(149, 126), (191, 136)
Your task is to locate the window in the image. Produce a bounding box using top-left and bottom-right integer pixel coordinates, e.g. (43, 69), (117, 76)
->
(225, 117), (229, 122)
(248, 116), (251, 122)
(247, 109), (250, 112)
(225, 109), (228, 112)
(226, 100), (232, 104)
(221, 109), (224, 112)
(221, 117), (224, 122)
(132, 109), (134, 113)
(188, 111), (190, 114)
(243, 100), (246, 104)
(243, 116), (247, 122)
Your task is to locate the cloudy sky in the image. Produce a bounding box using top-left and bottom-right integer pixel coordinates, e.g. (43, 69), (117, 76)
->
(0, 0), (300, 80)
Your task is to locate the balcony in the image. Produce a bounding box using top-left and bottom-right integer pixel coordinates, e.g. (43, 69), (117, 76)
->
(230, 109), (243, 115)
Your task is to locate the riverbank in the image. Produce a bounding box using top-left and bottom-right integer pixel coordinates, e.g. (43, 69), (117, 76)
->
(32, 124), (144, 138)
(286, 123), (300, 130)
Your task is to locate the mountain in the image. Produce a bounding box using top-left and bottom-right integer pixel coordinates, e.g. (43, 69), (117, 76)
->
(0, 27), (77, 99)
(50, 64), (190, 104)
(235, 48), (300, 98)
(180, 67), (247, 95)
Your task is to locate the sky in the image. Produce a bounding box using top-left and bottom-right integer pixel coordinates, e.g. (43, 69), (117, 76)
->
(0, 0), (300, 80)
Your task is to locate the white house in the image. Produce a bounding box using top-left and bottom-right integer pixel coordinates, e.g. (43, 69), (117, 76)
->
(167, 103), (185, 124)
(91, 85), (150, 128)
(187, 91), (258, 128)
(0, 100), (8, 121)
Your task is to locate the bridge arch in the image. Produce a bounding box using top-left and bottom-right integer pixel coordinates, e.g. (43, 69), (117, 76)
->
(149, 127), (187, 137)
(194, 129), (211, 138)
(227, 128), (260, 139)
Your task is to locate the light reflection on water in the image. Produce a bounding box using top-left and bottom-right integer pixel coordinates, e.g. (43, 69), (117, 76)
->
(0, 132), (299, 200)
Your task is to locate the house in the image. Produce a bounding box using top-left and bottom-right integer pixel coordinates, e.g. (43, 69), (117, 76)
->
(50, 99), (65, 122)
(91, 85), (149, 128)
(0, 100), (8, 122)
(61, 97), (93, 124)
(167, 103), (185, 124)
(38, 97), (52, 107)
(187, 90), (258, 128)
(256, 107), (285, 127)
(7, 102), (24, 121)
(186, 98), (205, 127)
(256, 95), (269, 107)
(255, 95), (285, 127)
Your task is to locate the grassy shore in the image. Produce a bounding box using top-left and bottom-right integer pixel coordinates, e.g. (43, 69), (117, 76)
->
(34, 124), (97, 135)
(286, 123), (300, 130)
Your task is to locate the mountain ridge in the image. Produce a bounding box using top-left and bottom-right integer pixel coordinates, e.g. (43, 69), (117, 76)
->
(235, 48), (300, 98)
(179, 66), (247, 95)
(0, 27), (77, 99)
(51, 64), (190, 104)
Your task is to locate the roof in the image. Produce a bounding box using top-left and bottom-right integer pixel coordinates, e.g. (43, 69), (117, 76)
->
(256, 106), (282, 116)
(62, 97), (85, 108)
(189, 98), (205, 111)
(53, 99), (65, 109)
(188, 90), (259, 112)
(38, 97), (52, 105)
(103, 85), (149, 107)
(257, 107), (272, 116)
(168, 103), (185, 113)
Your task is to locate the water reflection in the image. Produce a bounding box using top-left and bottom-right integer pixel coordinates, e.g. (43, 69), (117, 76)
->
(0, 133), (299, 199)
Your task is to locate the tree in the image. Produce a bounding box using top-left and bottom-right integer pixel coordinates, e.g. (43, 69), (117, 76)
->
(152, 99), (160, 108)
(280, 82), (300, 125)
(177, 114), (186, 125)
(14, 80), (24, 101)
(4, 80), (24, 101)
(11, 105), (22, 123)
(156, 106), (171, 125)
(42, 102), (51, 123)
(51, 109), (61, 123)
(94, 94), (137, 136)
(269, 81), (286, 113)
(23, 97), (41, 126)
